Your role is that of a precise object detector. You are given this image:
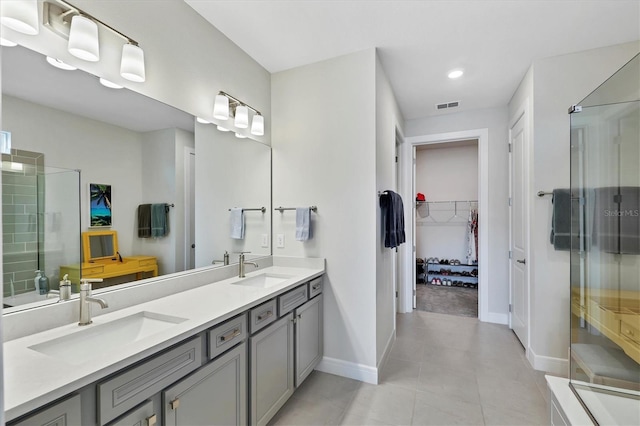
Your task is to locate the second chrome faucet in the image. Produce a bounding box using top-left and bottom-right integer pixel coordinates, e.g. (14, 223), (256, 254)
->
(79, 279), (108, 326)
(238, 252), (258, 278)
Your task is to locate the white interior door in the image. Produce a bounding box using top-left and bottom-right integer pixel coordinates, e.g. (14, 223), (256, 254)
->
(509, 113), (529, 348)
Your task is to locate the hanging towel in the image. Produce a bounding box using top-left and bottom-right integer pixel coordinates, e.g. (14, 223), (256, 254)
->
(596, 186), (640, 254)
(295, 207), (312, 241)
(230, 208), (245, 239)
(550, 188), (572, 250)
(138, 204), (152, 238)
(151, 203), (169, 237)
(379, 190), (405, 249)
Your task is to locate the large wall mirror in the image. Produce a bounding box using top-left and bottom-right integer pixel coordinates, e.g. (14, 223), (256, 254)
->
(1, 44), (271, 312)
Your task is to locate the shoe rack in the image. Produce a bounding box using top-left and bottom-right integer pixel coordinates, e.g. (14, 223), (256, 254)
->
(425, 260), (478, 288)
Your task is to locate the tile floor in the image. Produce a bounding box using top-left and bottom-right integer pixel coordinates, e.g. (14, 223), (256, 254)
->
(269, 310), (551, 425)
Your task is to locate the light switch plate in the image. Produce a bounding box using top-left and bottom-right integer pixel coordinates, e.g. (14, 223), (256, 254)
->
(261, 234), (269, 248)
(276, 234), (285, 248)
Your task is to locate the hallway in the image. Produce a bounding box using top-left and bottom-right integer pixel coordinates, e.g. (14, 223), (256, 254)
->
(269, 310), (549, 425)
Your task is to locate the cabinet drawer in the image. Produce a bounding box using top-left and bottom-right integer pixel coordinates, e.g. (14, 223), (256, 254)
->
(208, 314), (247, 359)
(139, 259), (156, 267)
(97, 337), (202, 426)
(108, 400), (156, 426)
(10, 393), (81, 426)
(278, 285), (308, 317)
(250, 299), (277, 334)
(82, 265), (104, 275)
(620, 319), (640, 344)
(309, 277), (323, 298)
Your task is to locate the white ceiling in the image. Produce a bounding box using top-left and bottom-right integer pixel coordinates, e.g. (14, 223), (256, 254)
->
(185, 0), (640, 120)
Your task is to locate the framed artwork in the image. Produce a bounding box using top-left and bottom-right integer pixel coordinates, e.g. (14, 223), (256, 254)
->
(90, 183), (112, 227)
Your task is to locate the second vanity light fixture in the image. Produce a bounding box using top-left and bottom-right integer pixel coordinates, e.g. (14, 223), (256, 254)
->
(42, 0), (146, 82)
(213, 91), (264, 137)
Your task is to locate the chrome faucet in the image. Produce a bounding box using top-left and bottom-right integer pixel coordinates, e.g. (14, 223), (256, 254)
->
(79, 279), (108, 326)
(238, 252), (258, 278)
(47, 274), (72, 302)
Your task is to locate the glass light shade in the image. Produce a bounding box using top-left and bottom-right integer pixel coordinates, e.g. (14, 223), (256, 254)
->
(68, 15), (99, 62)
(120, 43), (145, 82)
(235, 132), (247, 139)
(46, 56), (77, 71)
(196, 117), (210, 124)
(213, 95), (229, 120)
(99, 78), (123, 89)
(1, 0), (39, 35)
(234, 105), (249, 128)
(1, 37), (17, 47)
(217, 125), (230, 132)
(250, 114), (264, 136)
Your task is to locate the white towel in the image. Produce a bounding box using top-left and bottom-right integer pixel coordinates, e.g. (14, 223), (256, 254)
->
(230, 208), (245, 239)
(295, 207), (312, 241)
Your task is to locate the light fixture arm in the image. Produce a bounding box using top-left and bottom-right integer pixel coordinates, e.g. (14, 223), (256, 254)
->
(219, 91), (262, 116)
(53, 0), (139, 46)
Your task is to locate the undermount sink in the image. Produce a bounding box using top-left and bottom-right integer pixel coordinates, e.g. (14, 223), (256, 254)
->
(29, 311), (187, 364)
(231, 273), (293, 288)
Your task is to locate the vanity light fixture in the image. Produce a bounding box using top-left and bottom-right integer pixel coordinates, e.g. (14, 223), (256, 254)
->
(0, 37), (18, 47)
(46, 56), (77, 70)
(0, 0), (39, 35)
(213, 91), (265, 136)
(99, 78), (123, 89)
(43, 0), (146, 82)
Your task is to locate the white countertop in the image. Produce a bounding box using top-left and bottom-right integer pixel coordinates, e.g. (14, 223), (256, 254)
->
(4, 262), (324, 421)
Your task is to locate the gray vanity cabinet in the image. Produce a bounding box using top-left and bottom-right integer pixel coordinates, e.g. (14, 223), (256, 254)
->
(294, 293), (323, 387)
(249, 312), (295, 426)
(163, 342), (247, 426)
(10, 394), (81, 426)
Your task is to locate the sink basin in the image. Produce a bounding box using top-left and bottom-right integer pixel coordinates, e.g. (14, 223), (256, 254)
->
(29, 311), (187, 364)
(231, 273), (293, 288)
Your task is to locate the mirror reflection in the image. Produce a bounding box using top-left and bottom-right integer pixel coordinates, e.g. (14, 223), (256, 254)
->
(1, 44), (271, 311)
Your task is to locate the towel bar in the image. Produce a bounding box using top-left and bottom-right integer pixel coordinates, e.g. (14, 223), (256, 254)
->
(275, 206), (317, 212)
(538, 191), (553, 197)
(228, 207), (266, 213)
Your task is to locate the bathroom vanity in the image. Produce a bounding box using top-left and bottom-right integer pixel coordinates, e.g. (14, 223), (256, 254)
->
(4, 257), (325, 426)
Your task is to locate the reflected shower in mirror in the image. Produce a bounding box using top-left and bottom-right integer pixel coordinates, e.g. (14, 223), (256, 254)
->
(1, 44), (271, 311)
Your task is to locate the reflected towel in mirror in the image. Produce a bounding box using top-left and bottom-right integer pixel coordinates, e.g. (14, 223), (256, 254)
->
(230, 207), (245, 239)
(138, 204), (152, 238)
(151, 203), (169, 237)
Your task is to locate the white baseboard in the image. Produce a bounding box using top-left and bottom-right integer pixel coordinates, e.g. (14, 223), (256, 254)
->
(481, 312), (508, 325)
(528, 347), (568, 376)
(377, 330), (396, 376)
(316, 356), (378, 384)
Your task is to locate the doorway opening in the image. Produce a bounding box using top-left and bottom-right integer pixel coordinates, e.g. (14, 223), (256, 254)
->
(415, 139), (479, 318)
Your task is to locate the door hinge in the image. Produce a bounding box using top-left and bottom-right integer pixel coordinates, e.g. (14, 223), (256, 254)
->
(395, 155), (398, 163)
(413, 245), (416, 253)
(568, 105), (582, 114)
(396, 291), (399, 298)
(509, 250), (512, 259)
(508, 143), (512, 153)
(508, 197), (512, 207)
(413, 289), (416, 296)
(509, 304), (512, 313)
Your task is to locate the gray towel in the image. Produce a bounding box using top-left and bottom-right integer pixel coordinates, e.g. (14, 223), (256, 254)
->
(550, 189), (572, 250)
(138, 204), (152, 238)
(596, 186), (640, 254)
(295, 208), (312, 241)
(151, 203), (169, 237)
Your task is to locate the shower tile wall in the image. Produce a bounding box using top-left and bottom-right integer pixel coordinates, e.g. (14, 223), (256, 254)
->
(2, 149), (44, 296)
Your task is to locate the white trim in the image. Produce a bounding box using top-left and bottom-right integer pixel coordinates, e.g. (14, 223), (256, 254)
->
(377, 329), (396, 377)
(483, 312), (508, 325)
(316, 356), (378, 384)
(529, 347), (568, 376)
(405, 129), (490, 322)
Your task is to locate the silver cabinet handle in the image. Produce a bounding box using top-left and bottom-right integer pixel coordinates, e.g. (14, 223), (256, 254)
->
(257, 311), (273, 321)
(312, 284), (321, 290)
(170, 398), (180, 410)
(147, 414), (157, 426)
(516, 259), (526, 265)
(219, 328), (241, 342)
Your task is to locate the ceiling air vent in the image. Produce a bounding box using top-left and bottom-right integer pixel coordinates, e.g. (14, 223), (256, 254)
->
(435, 101), (460, 110)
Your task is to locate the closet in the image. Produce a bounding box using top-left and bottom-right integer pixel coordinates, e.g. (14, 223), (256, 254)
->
(415, 140), (479, 317)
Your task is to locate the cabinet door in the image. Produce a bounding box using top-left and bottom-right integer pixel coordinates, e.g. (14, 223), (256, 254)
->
(295, 294), (323, 387)
(163, 342), (247, 426)
(109, 401), (157, 426)
(250, 313), (294, 426)
(10, 394), (81, 426)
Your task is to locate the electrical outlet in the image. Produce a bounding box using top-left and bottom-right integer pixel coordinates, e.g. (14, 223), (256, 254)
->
(261, 234), (269, 248)
(276, 234), (285, 248)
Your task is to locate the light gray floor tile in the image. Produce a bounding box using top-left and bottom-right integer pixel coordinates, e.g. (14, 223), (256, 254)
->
(271, 310), (551, 426)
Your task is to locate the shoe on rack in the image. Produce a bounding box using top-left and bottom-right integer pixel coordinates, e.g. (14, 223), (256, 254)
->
(430, 278), (437, 285)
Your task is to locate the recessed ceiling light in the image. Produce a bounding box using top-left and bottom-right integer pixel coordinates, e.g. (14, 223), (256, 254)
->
(46, 56), (77, 71)
(99, 78), (123, 89)
(448, 69), (464, 79)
